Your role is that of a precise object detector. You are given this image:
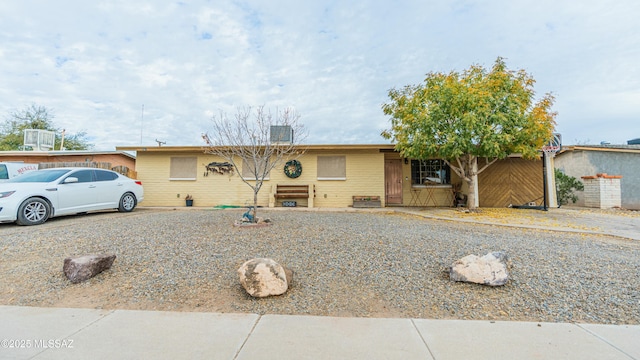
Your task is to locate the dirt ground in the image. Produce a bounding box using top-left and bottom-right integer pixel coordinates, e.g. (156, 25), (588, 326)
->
(1, 206), (638, 323)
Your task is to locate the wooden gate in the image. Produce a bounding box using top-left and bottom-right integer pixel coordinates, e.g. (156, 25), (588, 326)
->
(478, 157), (543, 207)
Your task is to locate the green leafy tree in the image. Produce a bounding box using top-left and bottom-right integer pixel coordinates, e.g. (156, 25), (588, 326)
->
(555, 169), (584, 206)
(0, 104), (93, 150)
(382, 58), (557, 209)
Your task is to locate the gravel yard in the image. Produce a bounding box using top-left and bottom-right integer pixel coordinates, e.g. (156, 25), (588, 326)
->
(1, 208), (638, 325)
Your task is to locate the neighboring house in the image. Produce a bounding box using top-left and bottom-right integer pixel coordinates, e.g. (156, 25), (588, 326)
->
(0, 150), (137, 177)
(554, 145), (640, 210)
(117, 144), (545, 208)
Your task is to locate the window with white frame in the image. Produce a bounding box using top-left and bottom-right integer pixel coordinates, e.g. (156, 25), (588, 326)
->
(411, 159), (450, 185)
(317, 156), (346, 180)
(170, 157), (197, 180)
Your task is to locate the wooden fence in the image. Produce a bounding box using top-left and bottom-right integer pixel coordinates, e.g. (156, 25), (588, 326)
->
(478, 157), (543, 207)
(38, 162), (137, 179)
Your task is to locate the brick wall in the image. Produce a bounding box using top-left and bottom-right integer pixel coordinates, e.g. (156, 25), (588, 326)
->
(581, 173), (622, 209)
(135, 149), (386, 208)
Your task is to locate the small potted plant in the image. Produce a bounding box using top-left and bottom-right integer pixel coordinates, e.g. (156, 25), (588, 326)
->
(185, 194), (194, 207)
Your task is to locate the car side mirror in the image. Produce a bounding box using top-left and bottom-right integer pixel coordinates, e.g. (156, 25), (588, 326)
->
(63, 177), (79, 184)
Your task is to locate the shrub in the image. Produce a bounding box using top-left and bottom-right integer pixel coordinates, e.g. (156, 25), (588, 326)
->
(555, 169), (584, 206)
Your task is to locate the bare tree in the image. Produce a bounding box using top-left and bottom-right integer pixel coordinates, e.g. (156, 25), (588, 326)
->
(202, 106), (306, 222)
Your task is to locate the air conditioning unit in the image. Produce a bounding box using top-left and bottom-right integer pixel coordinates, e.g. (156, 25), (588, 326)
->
(23, 129), (55, 151)
(270, 125), (293, 144)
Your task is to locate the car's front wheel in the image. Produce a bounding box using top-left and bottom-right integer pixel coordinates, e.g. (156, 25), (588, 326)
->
(16, 197), (51, 226)
(118, 192), (137, 212)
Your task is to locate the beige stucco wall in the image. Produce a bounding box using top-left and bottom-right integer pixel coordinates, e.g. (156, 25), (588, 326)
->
(391, 153), (461, 207)
(306, 150), (386, 207)
(135, 149), (386, 208)
(131, 145), (548, 209)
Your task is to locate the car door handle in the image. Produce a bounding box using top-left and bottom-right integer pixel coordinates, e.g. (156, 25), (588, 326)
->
(89, 185), (96, 188)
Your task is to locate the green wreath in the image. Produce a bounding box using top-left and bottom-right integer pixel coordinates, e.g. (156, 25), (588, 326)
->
(284, 159), (302, 178)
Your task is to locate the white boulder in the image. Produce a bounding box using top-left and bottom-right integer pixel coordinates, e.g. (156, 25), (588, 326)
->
(237, 258), (292, 297)
(450, 251), (509, 286)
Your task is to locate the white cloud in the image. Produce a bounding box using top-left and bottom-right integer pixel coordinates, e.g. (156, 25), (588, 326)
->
(0, 0), (639, 150)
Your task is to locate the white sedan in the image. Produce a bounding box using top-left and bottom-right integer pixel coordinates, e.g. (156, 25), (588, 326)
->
(0, 168), (144, 225)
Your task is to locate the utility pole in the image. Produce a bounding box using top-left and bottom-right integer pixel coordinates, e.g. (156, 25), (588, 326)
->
(140, 104), (144, 145)
(60, 129), (66, 150)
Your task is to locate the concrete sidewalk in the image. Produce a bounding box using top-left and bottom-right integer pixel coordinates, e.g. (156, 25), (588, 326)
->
(1, 306), (638, 360)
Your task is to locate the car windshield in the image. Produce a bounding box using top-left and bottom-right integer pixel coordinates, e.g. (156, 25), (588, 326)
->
(7, 169), (72, 183)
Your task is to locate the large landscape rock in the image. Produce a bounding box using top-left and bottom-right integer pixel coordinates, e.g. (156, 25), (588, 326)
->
(237, 258), (292, 297)
(63, 254), (116, 283)
(450, 251), (509, 286)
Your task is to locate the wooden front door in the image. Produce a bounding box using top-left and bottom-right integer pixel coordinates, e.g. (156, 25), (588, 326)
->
(385, 159), (403, 205)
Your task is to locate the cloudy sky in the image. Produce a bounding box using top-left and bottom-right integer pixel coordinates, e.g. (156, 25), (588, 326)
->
(1, 1), (638, 150)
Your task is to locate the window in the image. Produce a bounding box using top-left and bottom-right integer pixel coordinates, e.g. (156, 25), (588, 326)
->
(12, 169), (70, 183)
(317, 156), (346, 180)
(241, 158), (270, 180)
(70, 170), (94, 183)
(0, 165), (7, 180)
(95, 170), (118, 181)
(411, 159), (450, 185)
(170, 157), (197, 180)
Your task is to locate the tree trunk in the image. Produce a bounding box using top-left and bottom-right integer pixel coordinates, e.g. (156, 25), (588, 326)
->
(471, 167), (479, 209)
(252, 191), (259, 223)
(465, 156), (479, 210)
(448, 154), (484, 210)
